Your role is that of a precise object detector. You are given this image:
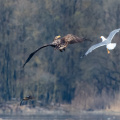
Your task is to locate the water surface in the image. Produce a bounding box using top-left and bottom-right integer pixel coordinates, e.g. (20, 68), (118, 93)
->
(0, 113), (120, 120)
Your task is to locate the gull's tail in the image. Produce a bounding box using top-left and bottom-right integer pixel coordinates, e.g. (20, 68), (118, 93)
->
(107, 43), (116, 50)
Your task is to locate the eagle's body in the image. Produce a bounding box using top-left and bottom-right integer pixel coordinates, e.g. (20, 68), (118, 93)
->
(20, 96), (34, 106)
(52, 34), (88, 50)
(23, 34), (91, 67)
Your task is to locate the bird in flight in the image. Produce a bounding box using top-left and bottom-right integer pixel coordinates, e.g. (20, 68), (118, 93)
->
(23, 34), (92, 67)
(85, 28), (120, 56)
(20, 95), (34, 106)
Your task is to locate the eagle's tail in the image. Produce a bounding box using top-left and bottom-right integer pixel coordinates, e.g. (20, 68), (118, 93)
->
(84, 38), (93, 42)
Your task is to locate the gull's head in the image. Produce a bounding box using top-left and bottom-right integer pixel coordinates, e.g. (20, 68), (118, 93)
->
(100, 36), (106, 42)
(54, 35), (61, 40)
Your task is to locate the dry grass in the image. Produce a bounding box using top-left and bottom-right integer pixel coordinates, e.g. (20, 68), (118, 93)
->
(106, 93), (120, 112)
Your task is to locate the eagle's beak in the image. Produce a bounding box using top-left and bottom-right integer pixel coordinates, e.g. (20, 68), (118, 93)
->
(100, 37), (101, 38)
(56, 35), (61, 39)
(23, 97), (28, 100)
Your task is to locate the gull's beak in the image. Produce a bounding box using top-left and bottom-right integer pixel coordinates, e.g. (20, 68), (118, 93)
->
(100, 37), (101, 38)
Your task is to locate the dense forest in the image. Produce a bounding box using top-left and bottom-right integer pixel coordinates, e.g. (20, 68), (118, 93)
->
(0, 0), (120, 110)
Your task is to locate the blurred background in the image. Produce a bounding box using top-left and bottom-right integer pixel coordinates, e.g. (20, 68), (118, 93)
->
(0, 0), (120, 111)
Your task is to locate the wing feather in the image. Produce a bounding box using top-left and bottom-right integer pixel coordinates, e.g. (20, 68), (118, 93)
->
(85, 41), (107, 56)
(20, 100), (23, 106)
(23, 44), (54, 68)
(107, 28), (120, 42)
(62, 34), (91, 44)
(62, 34), (83, 44)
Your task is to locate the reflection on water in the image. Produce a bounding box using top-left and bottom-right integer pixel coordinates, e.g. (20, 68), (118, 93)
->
(0, 113), (120, 120)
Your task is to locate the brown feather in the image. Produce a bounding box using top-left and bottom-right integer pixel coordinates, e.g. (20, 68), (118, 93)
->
(23, 44), (55, 67)
(61, 34), (84, 44)
(20, 96), (34, 106)
(23, 34), (91, 67)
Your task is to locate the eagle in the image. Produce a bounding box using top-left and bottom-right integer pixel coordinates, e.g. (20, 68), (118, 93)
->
(23, 34), (92, 67)
(20, 95), (34, 106)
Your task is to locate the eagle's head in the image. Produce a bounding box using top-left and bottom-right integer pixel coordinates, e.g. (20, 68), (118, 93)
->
(54, 35), (61, 40)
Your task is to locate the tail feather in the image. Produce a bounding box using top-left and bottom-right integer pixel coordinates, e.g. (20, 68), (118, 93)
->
(107, 43), (116, 50)
(84, 38), (93, 42)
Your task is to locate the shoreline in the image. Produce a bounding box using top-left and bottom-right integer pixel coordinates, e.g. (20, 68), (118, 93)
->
(0, 102), (120, 116)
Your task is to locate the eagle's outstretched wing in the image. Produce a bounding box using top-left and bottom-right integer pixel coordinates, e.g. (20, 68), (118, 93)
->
(62, 34), (92, 44)
(23, 44), (54, 68)
(20, 100), (24, 106)
(20, 96), (34, 106)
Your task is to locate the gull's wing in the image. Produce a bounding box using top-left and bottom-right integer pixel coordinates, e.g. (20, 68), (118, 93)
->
(107, 28), (120, 42)
(23, 44), (54, 68)
(85, 41), (107, 56)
